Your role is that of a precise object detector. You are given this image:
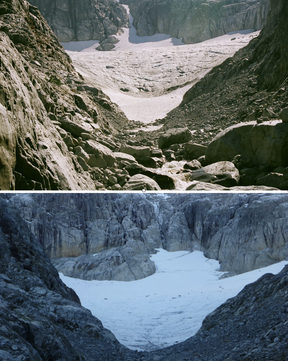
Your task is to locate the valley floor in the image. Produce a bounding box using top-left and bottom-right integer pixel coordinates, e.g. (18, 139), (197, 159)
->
(60, 250), (288, 351)
(63, 4), (259, 125)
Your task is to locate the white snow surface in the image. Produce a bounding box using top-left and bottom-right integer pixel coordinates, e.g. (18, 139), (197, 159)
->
(60, 249), (288, 351)
(63, 3), (260, 123)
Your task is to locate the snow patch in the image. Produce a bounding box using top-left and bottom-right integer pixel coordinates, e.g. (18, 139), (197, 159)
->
(60, 249), (288, 351)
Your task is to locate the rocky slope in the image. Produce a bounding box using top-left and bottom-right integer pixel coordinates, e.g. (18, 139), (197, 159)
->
(143, 0), (288, 190)
(0, 0), (137, 190)
(2, 193), (288, 360)
(121, 0), (270, 43)
(29, 0), (129, 43)
(0, 196), (135, 360)
(7, 192), (288, 279)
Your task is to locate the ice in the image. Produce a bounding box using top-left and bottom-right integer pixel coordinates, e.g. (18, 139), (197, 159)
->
(60, 249), (288, 351)
(62, 3), (260, 124)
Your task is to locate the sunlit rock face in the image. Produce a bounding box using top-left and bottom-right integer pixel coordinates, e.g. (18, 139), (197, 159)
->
(121, 0), (270, 43)
(0, 0), (129, 190)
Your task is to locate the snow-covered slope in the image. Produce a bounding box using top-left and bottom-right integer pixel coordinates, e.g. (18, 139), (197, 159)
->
(60, 249), (288, 351)
(63, 3), (259, 123)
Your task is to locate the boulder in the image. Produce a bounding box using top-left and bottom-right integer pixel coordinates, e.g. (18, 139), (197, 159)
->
(120, 144), (151, 159)
(125, 163), (175, 189)
(256, 172), (285, 189)
(82, 139), (116, 168)
(52, 240), (156, 281)
(114, 152), (137, 164)
(122, 174), (161, 190)
(158, 127), (192, 149)
(206, 121), (288, 168)
(280, 107), (288, 122)
(184, 142), (207, 160)
(190, 161), (240, 187)
(184, 159), (202, 170)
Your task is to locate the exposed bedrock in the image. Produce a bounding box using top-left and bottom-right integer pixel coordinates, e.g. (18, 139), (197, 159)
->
(121, 0), (270, 43)
(7, 193), (288, 280)
(0, 0), (132, 190)
(29, 0), (129, 42)
(0, 196), (133, 360)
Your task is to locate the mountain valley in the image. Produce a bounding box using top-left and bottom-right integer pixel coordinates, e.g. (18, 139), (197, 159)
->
(1, 0), (288, 190)
(1, 193), (288, 360)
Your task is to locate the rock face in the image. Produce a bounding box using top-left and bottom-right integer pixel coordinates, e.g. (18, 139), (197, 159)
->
(162, 0), (288, 149)
(29, 0), (129, 42)
(121, 0), (270, 43)
(0, 0), (134, 190)
(7, 192), (288, 280)
(0, 196), (134, 360)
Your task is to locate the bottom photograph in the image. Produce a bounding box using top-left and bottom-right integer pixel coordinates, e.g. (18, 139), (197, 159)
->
(1, 192), (288, 360)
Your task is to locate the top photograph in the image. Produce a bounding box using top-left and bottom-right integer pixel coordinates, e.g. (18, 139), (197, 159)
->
(0, 0), (287, 191)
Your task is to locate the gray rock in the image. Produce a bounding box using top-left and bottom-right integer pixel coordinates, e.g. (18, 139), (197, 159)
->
(82, 139), (116, 168)
(123, 0), (270, 44)
(158, 128), (192, 149)
(59, 116), (93, 137)
(123, 174), (161, 190)
(205, 121), (288, 168)
(0, 0), (129, 190)
(280, 107), (288, 122)
(0, 197), (135, 360)
(190, 161), (240, 187)
(184, 160), (202, 170)
(125, 163), (175, 189)
(256, 172), (285, 189)
(184, 142), (207, 160)
(8, 192), (288, 278)
(114, 152), (137, 164)
(52, 240), (156, 281)
(29, 0), (129, 42)
(120, 144), (151, 159)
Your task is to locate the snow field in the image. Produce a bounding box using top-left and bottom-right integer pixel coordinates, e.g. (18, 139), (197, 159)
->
(60, 250), (288, 351)
(63, 3), (260, 123)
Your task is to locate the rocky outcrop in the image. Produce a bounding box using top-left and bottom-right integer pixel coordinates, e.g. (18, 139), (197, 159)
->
(29, 0), (129, 42)
(121, 0), (270, 43)
(162, 0), (288, 138)
(0, 196), (134, 360)
(203, 120), (288, 189)
(189, 161), (240, 187)
(6, 193), (288, 279)
(156, 0), (288, 189)
(205, 120), (288, 168)
(52, 240), (156, 281)
(0, 0), (136, 190)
